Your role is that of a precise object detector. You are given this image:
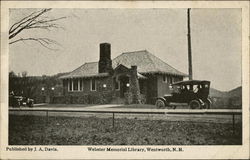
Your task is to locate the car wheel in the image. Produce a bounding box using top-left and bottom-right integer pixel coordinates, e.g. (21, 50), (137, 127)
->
(155, 99), (165, 109)
(189, 100), (201, 109)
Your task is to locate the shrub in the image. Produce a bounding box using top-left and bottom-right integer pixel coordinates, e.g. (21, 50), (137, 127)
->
(124, 92), (133, 104)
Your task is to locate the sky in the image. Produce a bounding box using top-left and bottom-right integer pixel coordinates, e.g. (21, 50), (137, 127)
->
(9, 8), (242, 91)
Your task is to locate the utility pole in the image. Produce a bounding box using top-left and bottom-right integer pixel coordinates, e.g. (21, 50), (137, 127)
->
(187, 8), (193, 80)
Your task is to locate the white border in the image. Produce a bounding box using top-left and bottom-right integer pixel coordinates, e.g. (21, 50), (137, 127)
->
(1, 1), (249, 159)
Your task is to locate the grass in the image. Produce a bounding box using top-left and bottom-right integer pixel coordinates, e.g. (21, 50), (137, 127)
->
(9, 115), (242, 145)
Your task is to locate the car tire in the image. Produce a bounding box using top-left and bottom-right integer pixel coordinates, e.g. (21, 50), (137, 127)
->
(189, 100), (201, 109)
(155, 99), (165, 109)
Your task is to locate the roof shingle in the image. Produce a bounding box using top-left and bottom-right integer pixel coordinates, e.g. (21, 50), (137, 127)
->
(60, 50), (187, 79)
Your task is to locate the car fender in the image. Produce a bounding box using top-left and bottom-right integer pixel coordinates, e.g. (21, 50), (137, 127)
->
(197, 99), (205, 106)
(206, 98), (212, 104)
(156, 97), (167, 105)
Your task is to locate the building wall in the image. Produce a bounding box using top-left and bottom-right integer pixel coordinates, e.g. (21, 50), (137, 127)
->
(157, 75), (184, 97)
(57, 77), (115, 104)
(145, 75), (158, 104)
(157, 75), (171, 97)
(59, 74), (184, 104)
(64, 77), (113, 95)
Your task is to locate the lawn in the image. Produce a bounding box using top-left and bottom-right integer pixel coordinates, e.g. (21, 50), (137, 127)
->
(9, 115), (242, 145)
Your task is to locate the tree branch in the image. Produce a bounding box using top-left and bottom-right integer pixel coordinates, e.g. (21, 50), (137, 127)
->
(9, 38), (60, 50)
(9, 8), (66, 50)
(9, 9), (51, 36)
(9, 9), (45, 34)
(9, 8), (65, 39)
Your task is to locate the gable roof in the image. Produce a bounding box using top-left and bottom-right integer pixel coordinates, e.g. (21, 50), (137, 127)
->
(60, 50), (187, 79)
(114, 64), (147, 79)
(113, 50), (186, 76)
(60, 62), (109, 79)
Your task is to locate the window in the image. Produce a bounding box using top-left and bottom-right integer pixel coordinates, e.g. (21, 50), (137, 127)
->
(73, 79), (78, 91)
(193, 85), (199, 93)
(163, 75), (167, 83)
(172, 77), (175, 83)
(91, 79), (96, 91)
(167, 76), (173, 84)
(80, 79), (83, 90)
(115, 80), (120, 90)
(68, 79), (83, 92)
(68, 79), (72, 91)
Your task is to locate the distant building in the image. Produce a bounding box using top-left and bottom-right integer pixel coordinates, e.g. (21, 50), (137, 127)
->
(60, 43), (187, 104)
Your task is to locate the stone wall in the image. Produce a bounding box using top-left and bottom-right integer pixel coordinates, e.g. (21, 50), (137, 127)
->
(129, 66), (140, 104)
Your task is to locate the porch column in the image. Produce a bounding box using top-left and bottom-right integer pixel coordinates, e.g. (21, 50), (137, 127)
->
(130, 65), (140, 104)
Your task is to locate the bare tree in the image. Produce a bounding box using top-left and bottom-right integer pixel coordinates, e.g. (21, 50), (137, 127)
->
(9, 8), (66, 50)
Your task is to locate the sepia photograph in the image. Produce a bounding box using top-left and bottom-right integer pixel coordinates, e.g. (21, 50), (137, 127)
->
(1, 1), (249, 159)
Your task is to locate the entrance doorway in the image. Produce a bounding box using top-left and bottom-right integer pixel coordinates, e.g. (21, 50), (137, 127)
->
(119, 76), (129, 98)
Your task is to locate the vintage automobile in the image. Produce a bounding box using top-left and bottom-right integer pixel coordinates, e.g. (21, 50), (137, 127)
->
(9, 94), (34, 108)
(155, 80), (212, 109)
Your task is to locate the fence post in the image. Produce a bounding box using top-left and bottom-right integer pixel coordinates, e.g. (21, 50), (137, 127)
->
(112, 113), (115, 128)
(232, 114), (235, 135)
(46, 110), (49, 125)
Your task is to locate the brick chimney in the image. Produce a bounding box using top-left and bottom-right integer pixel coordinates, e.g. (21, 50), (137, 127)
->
(98, 43), (112, 73)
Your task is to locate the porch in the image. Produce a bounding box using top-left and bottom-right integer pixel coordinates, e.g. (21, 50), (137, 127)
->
(112, 65), (147, 104)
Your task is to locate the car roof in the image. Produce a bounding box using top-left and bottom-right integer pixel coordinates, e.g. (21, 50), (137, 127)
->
(172, 80), (210, 86)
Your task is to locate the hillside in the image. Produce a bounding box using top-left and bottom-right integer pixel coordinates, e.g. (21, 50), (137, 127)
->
(209, 86), (242, 98)
(209, 86), (242, 108)
(209, 88), (226, 97)
(227, 86), (242, 97)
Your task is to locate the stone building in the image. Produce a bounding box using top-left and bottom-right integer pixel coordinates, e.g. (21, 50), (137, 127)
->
(59, 43), (187, 104)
